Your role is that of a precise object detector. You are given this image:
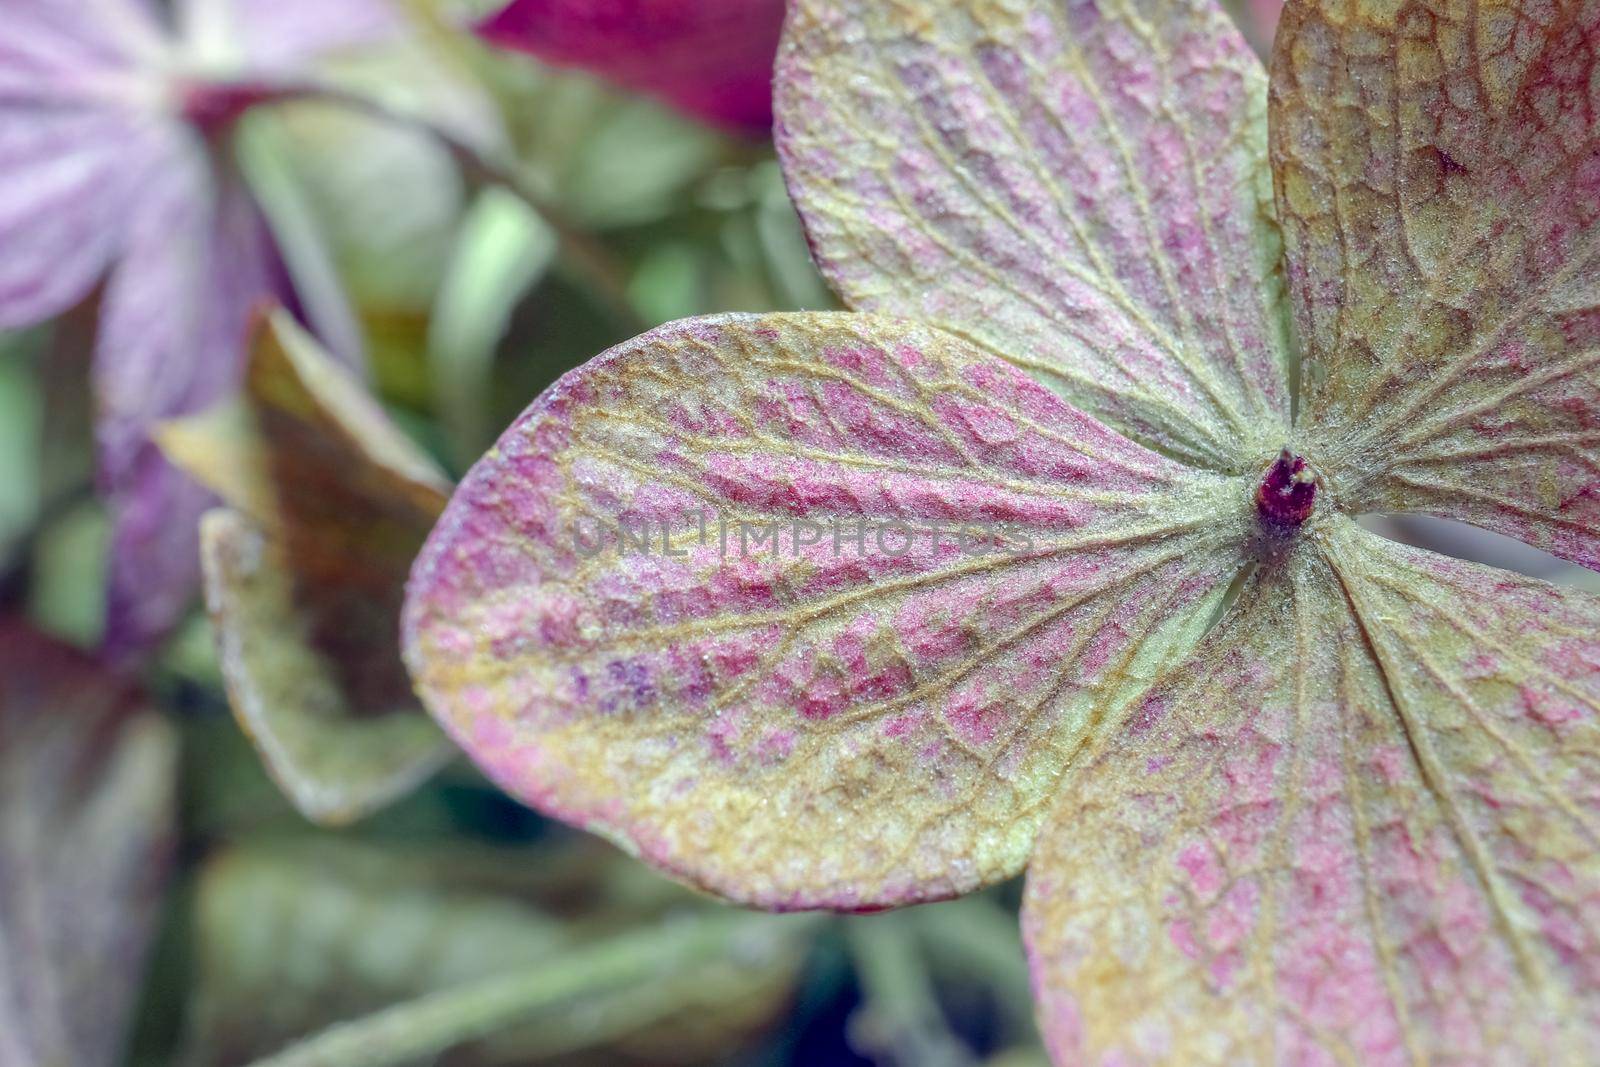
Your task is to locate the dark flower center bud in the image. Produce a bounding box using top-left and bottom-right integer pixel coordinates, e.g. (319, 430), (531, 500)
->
(179, 81), (284, 136)
(1256, 449), (1317, 527)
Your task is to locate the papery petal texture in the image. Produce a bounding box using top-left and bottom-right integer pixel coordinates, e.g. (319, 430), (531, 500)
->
(97, 147), (281, 656)
(477, 0), (785, 132)
(404, 312), (1251, 909)
(1272, 0), (1600, 568)
(1024, 523), (1600, 1065)
(0, 621), (178, 1067)
(776, 0), (1293, 470)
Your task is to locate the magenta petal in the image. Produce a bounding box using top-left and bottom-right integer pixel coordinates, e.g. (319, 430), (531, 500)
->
(0, 106), (144, 328)
(97, 144), (281, 657)
(477, 0), (784, 133)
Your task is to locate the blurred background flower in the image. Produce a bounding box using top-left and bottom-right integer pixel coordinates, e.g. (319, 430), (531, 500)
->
(477, 0), (787, 133)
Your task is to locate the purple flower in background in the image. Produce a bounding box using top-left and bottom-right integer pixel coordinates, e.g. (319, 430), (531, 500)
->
(0, 0), (392, 657)
(477, 0), (786, 134)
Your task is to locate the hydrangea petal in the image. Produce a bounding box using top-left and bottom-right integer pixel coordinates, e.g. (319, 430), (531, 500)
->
(162, 311), (454, 823)
(1024, 522), (1600, 1065)
(403, 312), (1251, 909)
(0, 0), (167, 92)
(0, 621), (178, 1067)
(96, 139), (281, 657)
(776, 0), (1293, 470)
(477, 0), (784, 133)
(1272, 0), (1600, 568)
(0, 0), (167, 327)
(201, 512), (455, 824)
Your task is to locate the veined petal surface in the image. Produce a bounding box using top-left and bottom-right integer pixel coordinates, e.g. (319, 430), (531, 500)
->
(1272, 0), (1600, 568)
(404, 313), (1249, 909)
(1025, 521), (1600, 1065)
(776, 0), (1293, 470)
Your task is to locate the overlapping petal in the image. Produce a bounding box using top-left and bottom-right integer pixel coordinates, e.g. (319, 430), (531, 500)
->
(477, 0), (785, 133)
(0, 621), (178, 1067)
(1272, 0), (1600, 569)
(162, 311), (454, 823)
(1024, 522), (1600, 1065)
(776, 0), (1293, 470)
(96, 146), (282, 655)
(403, 312), (1250, 909)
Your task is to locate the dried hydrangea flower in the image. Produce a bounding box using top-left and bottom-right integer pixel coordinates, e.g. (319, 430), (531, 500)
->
(476, 0), (786, 133)
(0, 0), (393, 655)
(403, 0), (1600, 1061)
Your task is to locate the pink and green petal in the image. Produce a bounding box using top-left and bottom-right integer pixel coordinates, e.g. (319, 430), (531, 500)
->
(1273, 0), (1600, 568)
(776, 0), (1293, 470)
(477, 0), (784, 133)
(1024, 523), (1600, 1065)
(163, 311), (454, 824)
(403, 312), (1251, 910)
(0, 621), (178, 1067)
